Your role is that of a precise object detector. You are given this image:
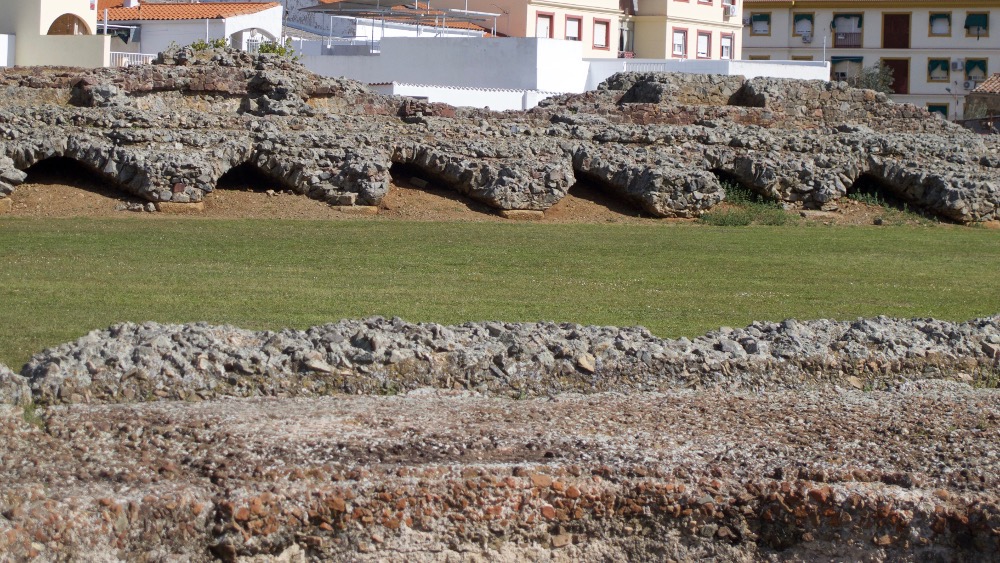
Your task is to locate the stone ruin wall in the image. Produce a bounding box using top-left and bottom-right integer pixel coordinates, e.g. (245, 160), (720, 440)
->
(0, 48), (998, 222)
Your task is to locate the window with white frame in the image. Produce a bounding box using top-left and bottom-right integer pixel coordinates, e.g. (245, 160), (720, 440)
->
(696, 32), (710, 58)
(720, 35), (733, 59)
(565, 17), (581, 41)
(593, 20), (609, 48)
(929, 13), (951, 36)
(535, 14), (553, 38)
(750, 13), (770, 35)
(672, 29), (687, 57)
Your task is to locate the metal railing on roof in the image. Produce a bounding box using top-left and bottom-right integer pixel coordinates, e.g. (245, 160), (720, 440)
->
(110, 52), (156, 67)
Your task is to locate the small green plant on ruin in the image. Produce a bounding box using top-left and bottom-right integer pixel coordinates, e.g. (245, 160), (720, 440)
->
(848, 179), (939, 226)
(971, 364), (1000, 389)
(700, 182), (796, 227)
(189, 38), (229, 52)
(21, 402), (46, 431)
(257, 38), (299, 60)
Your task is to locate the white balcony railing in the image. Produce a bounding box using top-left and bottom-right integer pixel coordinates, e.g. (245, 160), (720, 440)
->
(624, 62), (670, 73)
(110, 52), (155, 67)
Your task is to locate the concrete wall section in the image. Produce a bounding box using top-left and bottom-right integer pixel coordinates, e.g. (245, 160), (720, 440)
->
(134, 20), (229, 55)
(304, 37), (589, 92)
(0, 35), (14, 67)
(17, 34), (110, 67)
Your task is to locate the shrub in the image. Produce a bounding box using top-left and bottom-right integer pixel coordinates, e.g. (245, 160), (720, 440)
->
(189, 38), (229, 52)
(257, 39), (298, 60)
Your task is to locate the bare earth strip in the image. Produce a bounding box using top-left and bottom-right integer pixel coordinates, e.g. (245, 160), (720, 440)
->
(3, 171), (943, 227)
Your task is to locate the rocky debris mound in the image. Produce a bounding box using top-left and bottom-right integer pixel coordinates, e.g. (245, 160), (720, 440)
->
(20, 315), (1000, 405)
(2, 55), (1000, 221)
(0, 364), (31, 406)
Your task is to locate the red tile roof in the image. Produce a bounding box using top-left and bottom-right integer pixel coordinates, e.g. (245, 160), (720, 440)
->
(972, 74), (1000, 95)
(98, 1), (281, 21)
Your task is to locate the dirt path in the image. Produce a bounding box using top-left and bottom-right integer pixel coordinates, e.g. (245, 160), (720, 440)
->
(1, 160), (951, 226)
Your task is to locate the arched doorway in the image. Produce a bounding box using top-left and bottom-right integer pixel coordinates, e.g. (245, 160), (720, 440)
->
(231, 28), (276, 52)
(47, 14), (92, 36)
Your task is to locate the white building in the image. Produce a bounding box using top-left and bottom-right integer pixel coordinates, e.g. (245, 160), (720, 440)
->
(96, 0), (284, 62)
(743, 0), (1000, 119)
(302, 35), (829, 109)
(0, 0), (111, 67)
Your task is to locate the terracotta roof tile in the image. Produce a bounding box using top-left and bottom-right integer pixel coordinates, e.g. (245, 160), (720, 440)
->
(100, 1), (281, 21)
(973, 73), (1000, 95)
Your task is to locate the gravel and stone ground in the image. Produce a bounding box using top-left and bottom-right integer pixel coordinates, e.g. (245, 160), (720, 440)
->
(1, 316), (998, 561)
(1, 383), (997, 561)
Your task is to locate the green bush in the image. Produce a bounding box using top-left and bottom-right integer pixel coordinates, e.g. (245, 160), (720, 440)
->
(189, 38), (228, 52)
(257, 39), (298, 60)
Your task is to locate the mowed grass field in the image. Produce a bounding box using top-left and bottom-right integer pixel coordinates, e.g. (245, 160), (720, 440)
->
(1, 217), (999, 369)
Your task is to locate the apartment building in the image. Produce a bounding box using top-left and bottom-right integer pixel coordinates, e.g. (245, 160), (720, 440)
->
(742, 0), (1000, 119)
(632, 0), (743, 60)
(286, 0), (742, 60)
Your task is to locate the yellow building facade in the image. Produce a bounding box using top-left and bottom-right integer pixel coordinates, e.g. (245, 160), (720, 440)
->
(743, 0), (1000, 119)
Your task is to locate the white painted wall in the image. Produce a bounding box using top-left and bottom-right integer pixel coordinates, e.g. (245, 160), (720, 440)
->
(0, 34), (14, 67)
(303, 37), (590, 92)
(585, 58), (831, 90)
(24, 35), (110, 67)
(370, 82), (559, 110)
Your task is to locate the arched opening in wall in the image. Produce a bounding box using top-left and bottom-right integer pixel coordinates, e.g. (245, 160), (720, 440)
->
(216, 162), (286, 193)
(386, 163), (496, 218)
(711, 169), (778, 205)
(705, 169), (791, 226)
(15, 157), (143, 216)
(846, 173), (945, 223)
(47, 14), (92, 35)
(545, 180), (652, 220)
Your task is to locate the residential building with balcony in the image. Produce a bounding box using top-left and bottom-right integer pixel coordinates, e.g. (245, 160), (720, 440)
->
(742, 0), (1000, 119)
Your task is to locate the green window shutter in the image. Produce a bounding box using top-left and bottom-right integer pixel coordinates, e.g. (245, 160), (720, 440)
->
(928, 59), (948, 74)
(793, 14), (813, 25)
(831, 56), (863, 64)
(751, 14), (770, 24)
(927, 104), (948, 117)
(965, 14), (988, 30)
(929, 14), (950, 25)
(966, 59), (987, 75)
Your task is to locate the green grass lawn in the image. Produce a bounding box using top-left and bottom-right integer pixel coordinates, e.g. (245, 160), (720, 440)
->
(1, 217), (998, 369)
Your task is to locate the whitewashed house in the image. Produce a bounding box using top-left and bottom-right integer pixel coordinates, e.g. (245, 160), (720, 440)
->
(95, 0), (284, 64)
(0, 0), (111, 67)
